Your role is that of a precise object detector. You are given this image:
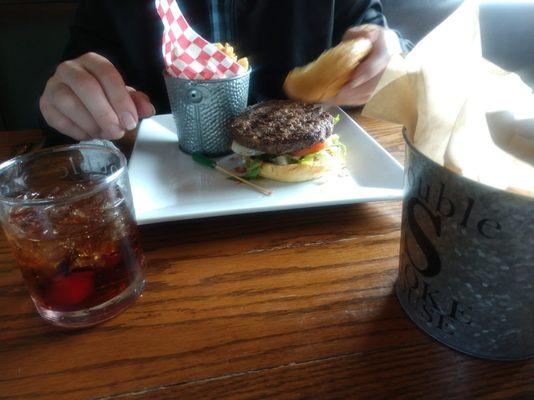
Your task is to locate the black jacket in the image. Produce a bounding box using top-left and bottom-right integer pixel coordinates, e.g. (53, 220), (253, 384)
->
(62, 0), (390, 113)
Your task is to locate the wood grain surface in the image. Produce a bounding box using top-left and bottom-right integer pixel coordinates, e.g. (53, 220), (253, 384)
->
(1, 112), (533, 400)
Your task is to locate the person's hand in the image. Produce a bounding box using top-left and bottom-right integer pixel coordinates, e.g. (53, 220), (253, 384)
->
(327, 24), (401, 107)
(40, 52), (155, 140)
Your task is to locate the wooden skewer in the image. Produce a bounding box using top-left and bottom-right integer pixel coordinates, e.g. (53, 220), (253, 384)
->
(214, 165), (272, 196)
(191, 153), (272, 196)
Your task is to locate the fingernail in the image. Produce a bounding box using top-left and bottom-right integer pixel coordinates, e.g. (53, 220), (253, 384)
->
(119, 111), (137, 131)
(350, 78), (365, 89)
(149, 104), (156, 117)
(106, 124), (125, 138)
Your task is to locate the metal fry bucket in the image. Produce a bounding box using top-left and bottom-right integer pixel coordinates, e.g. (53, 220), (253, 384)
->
(397, 132), (534, 360)
(164, 72), (250, 156)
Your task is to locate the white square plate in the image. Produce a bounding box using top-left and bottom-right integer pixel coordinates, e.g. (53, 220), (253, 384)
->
(128, 107), (404, 225)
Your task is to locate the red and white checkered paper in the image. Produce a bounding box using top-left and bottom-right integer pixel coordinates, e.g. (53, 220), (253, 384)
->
(156, 0), (246, 80)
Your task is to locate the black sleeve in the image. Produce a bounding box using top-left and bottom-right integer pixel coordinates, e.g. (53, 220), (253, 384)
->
(40, 1), (121, 143)
(62, 1), (124, 68)
(333, 0), (385, 44)
(333, 0), (413, 52)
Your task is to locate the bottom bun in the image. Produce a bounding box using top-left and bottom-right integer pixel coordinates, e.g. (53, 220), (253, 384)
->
(259, 162), (330, 183)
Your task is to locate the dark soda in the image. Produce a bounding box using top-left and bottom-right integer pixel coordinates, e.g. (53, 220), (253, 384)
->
(4, 182), (144, 313)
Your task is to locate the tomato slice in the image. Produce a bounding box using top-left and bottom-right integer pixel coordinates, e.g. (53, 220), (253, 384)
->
(291, 141), (326, 157)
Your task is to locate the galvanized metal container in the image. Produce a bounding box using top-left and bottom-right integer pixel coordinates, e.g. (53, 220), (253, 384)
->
(164, 72), (250, 156)
(397, 133), (534, 360)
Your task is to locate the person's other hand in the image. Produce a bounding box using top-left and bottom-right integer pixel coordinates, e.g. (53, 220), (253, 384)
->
(40, 52), (155, 140)
(327, 24), (401, 107)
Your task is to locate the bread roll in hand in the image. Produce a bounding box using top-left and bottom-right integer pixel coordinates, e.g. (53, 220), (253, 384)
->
(283, 39), (373, 103)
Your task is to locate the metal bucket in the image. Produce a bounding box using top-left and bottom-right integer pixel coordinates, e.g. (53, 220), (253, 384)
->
(396, 132), (534, 360)
(164, 72), (250, 156)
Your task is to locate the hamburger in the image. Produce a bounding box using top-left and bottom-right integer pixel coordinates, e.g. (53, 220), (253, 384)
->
(230, 100), (345, 183)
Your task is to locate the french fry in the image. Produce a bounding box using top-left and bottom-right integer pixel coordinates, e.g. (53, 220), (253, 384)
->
(238, 57), (249, 71)
(224, 43), (236, 59)
(214, 42), (249, 71)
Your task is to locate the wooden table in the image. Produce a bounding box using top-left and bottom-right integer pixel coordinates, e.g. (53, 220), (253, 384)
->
(1, 114), (533, 400)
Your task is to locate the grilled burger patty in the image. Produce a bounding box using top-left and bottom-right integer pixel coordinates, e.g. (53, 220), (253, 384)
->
(230, 100), (334, 155)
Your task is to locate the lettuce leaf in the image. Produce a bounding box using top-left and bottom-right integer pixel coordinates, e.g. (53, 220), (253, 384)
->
(327, 134), (347, 157)
(243, 158), (262, 179)
(333, 114), (341, 125)
(297, 134), (346, 166)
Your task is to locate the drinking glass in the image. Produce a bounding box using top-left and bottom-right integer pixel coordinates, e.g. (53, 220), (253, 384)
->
(0, 144), (145, 328)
